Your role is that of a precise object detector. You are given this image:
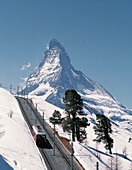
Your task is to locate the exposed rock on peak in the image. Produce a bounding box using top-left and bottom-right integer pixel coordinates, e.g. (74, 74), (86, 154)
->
(49, 39), (65, 51)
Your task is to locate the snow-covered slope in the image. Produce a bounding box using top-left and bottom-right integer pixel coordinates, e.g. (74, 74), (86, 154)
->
(22, 39), (132, 132)
(20, 39), (132, 169)
(30, 95), (132, 170)
(0, 87), (47, 169)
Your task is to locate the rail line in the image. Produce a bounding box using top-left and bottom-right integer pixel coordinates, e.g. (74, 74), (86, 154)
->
(16, 97), (55, 170)
(16, 96), (82, 170)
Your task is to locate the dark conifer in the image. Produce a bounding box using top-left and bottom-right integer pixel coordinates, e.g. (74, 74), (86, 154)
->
(49, 110), (62, 125)
(63, 89), (90, 142)
(93, 114), (113, 154)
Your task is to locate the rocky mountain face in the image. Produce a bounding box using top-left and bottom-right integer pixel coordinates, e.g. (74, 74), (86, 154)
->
(22, 39), (132, 132)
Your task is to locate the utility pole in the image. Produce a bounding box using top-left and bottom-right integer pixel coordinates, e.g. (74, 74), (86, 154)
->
(30, 105), (32, 117)
(68, 133), (71, 141)
(21, 88), (23, 97)
(35, 104), (37, 124)
(27, 87), (28, 99)
(71, 140), (73, 170)
(17, 86), (19, 96)
(26, 101), (28, 112)
(10, 84), (12, 94)
(96, 162), (99, 170)
(43, 112), (44, 126)
(53, 124), (55, 156)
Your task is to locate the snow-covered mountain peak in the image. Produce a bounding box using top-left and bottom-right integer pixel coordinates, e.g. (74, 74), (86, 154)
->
(17, 39), (132, 170)
(39, 39), (71, 71)
(22, 40), (113, 104)
(24, 39), (112, 107)
(22, 39), (130, 118)
(20, 39), (132, 145)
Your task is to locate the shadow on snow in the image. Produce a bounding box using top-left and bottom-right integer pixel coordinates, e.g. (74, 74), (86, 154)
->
(81, 144), (132, 169)
(113, 153), (132, 162)
(0, 155), (13, 170)
(81, 144), (111, 169)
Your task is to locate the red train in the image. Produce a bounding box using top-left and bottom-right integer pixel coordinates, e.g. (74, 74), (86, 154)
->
(32, 125), (46, 148)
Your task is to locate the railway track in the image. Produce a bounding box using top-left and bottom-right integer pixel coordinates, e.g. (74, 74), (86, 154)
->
(16, 97), (54, 170)
(16, 96), (82, 170)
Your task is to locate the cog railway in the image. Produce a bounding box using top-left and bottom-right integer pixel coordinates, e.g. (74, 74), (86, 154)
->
(16, 96), (82, 170)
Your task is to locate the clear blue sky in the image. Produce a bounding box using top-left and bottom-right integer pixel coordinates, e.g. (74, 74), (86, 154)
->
(0, 0), (132, 109)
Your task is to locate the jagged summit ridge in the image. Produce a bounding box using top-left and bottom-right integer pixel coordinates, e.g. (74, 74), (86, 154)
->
(39, 39), (70, 70)
(48, 39), (65, 51)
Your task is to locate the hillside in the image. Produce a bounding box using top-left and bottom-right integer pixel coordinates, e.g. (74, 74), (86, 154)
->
(30, 94), (132, 170)
(0, 88), (47, 169)
(20, 39), (132, 169)
(21, 39), (132, 137)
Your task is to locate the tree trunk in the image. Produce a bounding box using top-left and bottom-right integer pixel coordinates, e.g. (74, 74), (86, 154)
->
(109, 149), (112, 154)
(75, 118), (80, 141)
(108, 141), (112, 154)
(109, 146), (112, 154)
(72, 117), (75, 141)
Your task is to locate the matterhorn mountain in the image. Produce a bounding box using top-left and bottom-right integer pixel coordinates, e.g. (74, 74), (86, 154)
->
(22, 39), (115, 106)
(22, 39), (132, 131)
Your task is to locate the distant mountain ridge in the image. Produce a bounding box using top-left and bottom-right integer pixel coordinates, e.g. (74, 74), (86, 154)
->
(21, 39), (132, 132)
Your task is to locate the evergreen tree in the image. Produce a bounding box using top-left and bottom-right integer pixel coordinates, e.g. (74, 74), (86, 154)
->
(63, 89), (90, 142)
(93, 114), (113, 154)
(49, 110), (62, 125)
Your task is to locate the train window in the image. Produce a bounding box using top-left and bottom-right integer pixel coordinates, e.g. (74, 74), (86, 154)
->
(37, 135), (41, 140)
(41, 135), (46, 140)
(37, 134), (46, 140)
(37, 126), (43, 132)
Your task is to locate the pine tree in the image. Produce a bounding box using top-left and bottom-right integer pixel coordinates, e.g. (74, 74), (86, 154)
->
(63, 89), (90, 142)
(93, 114), (113, 154)
(49, 110), (62, 125)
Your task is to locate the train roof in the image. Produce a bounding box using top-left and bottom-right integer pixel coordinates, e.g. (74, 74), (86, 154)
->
(32, 125), (46, 135)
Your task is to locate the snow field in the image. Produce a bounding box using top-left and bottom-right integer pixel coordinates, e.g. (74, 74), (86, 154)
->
(31, 94), (132, 170)
(0, 88), (47, 170)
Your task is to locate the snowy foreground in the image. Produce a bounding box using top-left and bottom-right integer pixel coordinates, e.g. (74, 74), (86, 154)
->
(0, 87), (132, 170)
(0, 88), (47, 170)
(30, 95), (132, 170)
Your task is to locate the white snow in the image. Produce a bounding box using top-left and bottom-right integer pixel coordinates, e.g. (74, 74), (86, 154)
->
(0, 88), (47, 170)
(1, 86), (131, 169)
(29, 82), (54, 100)
(29, 94), (132, 170)
(19, 39), (132, 169)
